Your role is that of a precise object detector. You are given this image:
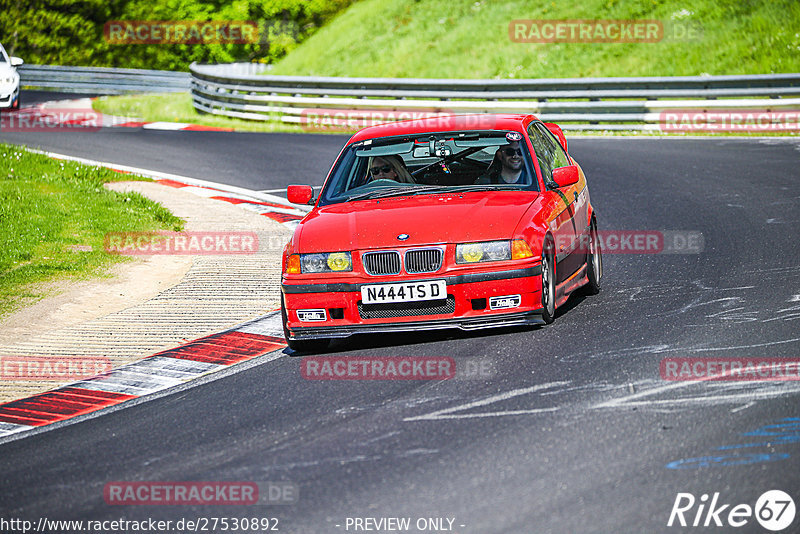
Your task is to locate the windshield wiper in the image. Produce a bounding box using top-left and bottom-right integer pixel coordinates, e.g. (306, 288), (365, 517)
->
(399, 184), (523, 195)
(346, 183), (526, 202)
(348, 184), (474, 201)
(346, 186), (421, 201)
(446, 184), (525, 193)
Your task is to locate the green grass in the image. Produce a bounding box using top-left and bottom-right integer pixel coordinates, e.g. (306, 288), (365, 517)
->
(271, 0), (800, 78)
(93, 93), (307, 133)
(94, 0), (800, 136)
(0, 145), (184, 317)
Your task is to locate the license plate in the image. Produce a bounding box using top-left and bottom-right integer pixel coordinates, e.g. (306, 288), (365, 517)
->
(361, 280), (447, 304)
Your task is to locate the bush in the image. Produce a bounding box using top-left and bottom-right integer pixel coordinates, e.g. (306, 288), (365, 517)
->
(0, 0), (353, 70)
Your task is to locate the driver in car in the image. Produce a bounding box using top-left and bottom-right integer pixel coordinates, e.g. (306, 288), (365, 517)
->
(368, 155), (415, 184)
(474, 141), (528, 185)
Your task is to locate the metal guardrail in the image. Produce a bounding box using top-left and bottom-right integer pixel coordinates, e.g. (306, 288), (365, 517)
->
(190, 62), (800, 131)
(19, 64), (190, 94)
(17, 63), (799, 131)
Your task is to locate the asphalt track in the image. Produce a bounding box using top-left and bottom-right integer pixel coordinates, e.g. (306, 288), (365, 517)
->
(1, 92), (800, 533)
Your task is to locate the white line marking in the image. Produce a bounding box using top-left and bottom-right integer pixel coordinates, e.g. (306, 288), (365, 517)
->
(237, 203), (306, 216)
(0, 422), (36, 437)
(23, 148), (310, 212)
(763, 313), (800, 322)
(601, 390), (800, 407)
(236, 310), (284, 337)
(731, 402), (755, 413)
(142, 122), (192, 130)
(409, 408), (559, 420)
(718, 286), (756, 291)
(404, 381), (568, 421)
(671, 336), (800, 353)
(594, 362), (800, 409)
(74, 356), (225, 395)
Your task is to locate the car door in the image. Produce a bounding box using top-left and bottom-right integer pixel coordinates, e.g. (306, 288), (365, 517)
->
(540, 122), (591, 244)
(528, 122), (583, 284)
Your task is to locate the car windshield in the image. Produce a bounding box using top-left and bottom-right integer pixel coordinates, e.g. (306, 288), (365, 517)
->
(319, 130), (539, 205)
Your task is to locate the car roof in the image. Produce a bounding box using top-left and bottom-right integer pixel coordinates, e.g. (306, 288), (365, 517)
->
(348, 113), (536, 143)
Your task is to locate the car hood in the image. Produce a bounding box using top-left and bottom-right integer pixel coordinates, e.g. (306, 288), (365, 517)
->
(295, 191), (539, 252)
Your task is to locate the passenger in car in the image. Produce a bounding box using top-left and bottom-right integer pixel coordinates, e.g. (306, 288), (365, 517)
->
(368, 155), (415, 183)
(474, 141), (528, 185)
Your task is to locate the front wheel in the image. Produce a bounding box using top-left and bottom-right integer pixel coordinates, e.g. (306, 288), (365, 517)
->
(540, 238), (556, 324)
(281, 296), (329, 354)
(584, 218), (602, 295)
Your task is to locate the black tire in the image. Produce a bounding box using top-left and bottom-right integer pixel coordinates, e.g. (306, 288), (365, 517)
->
(540, 237), (556, 324)
(584, 218), (602, 295)
(281, 296), (329, 354)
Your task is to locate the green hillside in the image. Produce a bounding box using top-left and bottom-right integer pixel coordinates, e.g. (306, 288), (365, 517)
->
(271, 0), (800, 78)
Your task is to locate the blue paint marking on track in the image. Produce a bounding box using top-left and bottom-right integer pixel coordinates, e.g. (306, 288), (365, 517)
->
(666, 417), (799, 469)
(665, 453), (790, 470)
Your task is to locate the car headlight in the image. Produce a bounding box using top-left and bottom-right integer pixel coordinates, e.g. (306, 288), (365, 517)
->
(456, 240), (534, 264)
(295, 252), (353, 273)
(456, 241), (510, 263)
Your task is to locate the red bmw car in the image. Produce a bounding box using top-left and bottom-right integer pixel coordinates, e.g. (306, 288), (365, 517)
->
(281, 114), (602, 352)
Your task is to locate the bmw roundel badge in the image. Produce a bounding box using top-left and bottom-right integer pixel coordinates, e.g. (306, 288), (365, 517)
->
(397, 233), (410, 241)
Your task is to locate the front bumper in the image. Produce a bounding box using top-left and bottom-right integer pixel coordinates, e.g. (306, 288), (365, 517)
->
(283, 264), (544, 340)
(287, 310), (545, 340)
(0, 85), (19, 108)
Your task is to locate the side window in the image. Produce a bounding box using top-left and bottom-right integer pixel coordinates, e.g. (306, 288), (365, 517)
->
(527, 123), (556, 188)
(535, 123), (570, 170)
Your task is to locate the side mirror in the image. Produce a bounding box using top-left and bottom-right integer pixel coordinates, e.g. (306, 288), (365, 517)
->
(544, 122), (568, 152)
(10, 57), (23, 67)
(287, 184), (314, 205)
(552, 165), (579, 188)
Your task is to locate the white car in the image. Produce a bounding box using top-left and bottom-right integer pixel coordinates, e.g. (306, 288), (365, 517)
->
(0, 43), (23, 110)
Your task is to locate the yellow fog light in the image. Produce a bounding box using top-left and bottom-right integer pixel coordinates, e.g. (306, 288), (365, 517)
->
(511, 239), (534, 260)
(459, 244), (484, 263)
(327, 252), (352, 271)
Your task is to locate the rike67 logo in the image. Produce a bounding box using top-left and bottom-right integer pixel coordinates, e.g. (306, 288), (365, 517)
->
(668, 490), (795, 531)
